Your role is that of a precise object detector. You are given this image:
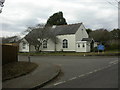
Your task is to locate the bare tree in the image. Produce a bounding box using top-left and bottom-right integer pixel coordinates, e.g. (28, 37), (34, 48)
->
(2, 36), (20, 43)
(24, 24), (59, 52)
(48, 28), (59, 51)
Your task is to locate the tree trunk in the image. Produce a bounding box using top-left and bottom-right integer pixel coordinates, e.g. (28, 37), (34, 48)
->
(55, 43), (57, 52)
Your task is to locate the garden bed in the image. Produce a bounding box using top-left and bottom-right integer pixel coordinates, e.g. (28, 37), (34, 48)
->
(2, 61), (38, 81)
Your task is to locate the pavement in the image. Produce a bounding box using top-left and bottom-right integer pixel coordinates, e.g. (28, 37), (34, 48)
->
(2, 62), (61, 89)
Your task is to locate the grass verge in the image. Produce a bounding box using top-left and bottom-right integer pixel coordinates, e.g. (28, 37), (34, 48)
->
(2, 61), (38, 81)
(18, 51), (120, 56)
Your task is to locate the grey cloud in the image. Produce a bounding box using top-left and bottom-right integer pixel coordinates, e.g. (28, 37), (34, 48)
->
(1, 0), (118, 37)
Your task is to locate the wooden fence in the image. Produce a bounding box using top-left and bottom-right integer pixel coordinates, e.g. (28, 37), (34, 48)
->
(2, 45), (18, 65)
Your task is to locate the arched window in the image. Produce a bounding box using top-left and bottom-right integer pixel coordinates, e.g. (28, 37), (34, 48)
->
(43, 40), (47, 48)
(63, 39), (68, 48)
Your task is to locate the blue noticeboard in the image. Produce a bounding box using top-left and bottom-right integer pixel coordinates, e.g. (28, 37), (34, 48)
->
(97, 44), (105, 51)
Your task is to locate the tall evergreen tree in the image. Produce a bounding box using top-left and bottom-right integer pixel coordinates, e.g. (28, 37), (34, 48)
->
(45, 11), (67, 27)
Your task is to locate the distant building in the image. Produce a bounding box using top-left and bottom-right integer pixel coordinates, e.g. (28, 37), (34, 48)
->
(19, 23), (95, 52)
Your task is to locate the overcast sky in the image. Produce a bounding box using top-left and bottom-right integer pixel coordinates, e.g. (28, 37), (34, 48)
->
(0, 0), (119, 37)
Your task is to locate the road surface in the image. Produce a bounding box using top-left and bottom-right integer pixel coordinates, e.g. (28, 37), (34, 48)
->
(19, 55), (118, 88)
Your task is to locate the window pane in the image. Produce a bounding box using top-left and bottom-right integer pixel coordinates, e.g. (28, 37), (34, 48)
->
(22, 42), (26, 49)
(78, 44), (80, 47)
(43, 40), (47, 48)
(63, 39), (68, 48)
(83, 43), (85, 47)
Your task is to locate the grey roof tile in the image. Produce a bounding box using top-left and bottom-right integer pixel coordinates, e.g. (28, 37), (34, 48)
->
(53, 23), (82, 35)
(82, 38), (94, 41)
(24, 23), (82, 43)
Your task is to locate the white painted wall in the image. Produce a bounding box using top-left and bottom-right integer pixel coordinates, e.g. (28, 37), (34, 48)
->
(19, 39), (29, 52)
(19, 24), (90, 53)
(56, 34), (76, 51)
(30, 34), (76, 52)
(75, 24), (89, 52)
(94, 42), (98, 47)
(42, 39), (55, 51)
(86, 42), (91, 52)
(29, 39), (55, 52)
(76, 41), (90, 52)
(75, 24), (88, 41)
(29, 45), (36, 52)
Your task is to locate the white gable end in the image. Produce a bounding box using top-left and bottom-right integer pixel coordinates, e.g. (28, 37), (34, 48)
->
(75, 24), (88, 41)
(19, 38), (29, 52)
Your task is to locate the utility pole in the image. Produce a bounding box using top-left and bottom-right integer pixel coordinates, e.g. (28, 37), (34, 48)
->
(118, 1), (120, 29)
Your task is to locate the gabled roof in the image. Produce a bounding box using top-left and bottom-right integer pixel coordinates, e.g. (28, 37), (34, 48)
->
(82, 38), (94, 42)
(24, 28), (43, 44)
(23, 23), (83, 43)
(52, 23), (82, 35)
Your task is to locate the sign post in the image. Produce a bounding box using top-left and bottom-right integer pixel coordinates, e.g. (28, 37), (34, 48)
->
(97, 44), (105, 54)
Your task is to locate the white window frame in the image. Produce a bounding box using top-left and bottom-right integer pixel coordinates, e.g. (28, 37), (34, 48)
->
(78, 44), (80, 48)
(63, 39), (68, 48)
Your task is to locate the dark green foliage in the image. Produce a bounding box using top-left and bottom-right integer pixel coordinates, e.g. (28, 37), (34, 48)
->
(108, 44), (119, 50)
(107, 29), (120, 50)
(86, 28), (92, 35)
(89, 28), (120, 51)
(110, 28), (120, 40)
(106, 40), (120, 50)
(45, 11), (67, 27)
(89, 28), (111, 44)
(92, 47), (98, 52)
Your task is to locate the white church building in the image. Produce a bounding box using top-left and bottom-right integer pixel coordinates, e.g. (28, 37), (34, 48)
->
(19, 23), (95, 52)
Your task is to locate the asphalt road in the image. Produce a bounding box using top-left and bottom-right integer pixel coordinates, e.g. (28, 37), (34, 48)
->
(18, 55), (118, 88)
(51, 63), (118, 88)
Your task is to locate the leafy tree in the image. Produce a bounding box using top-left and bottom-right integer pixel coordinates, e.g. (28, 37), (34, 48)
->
(86, 28), (92, 35)
(110, 28), (120, 40)
(107, 28), (120, 50)
(89, 28), (111, 44)
(45, 11), (67, 27)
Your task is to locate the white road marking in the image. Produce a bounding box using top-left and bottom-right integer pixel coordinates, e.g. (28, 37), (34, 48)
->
(69, 77), (77, 81)
(78, 74), (85, 77)
(97, 68), (102, 71)
(113, 62), (118, 64)
(54, 81), (66, 86)
(52, 63), (116, 87)
(109, 60), (118, 64)
(93, 70), (98, 72)
(86, 71), (93, 74)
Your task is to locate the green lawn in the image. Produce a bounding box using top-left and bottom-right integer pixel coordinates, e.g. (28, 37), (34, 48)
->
(18, 51), (120, 56)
